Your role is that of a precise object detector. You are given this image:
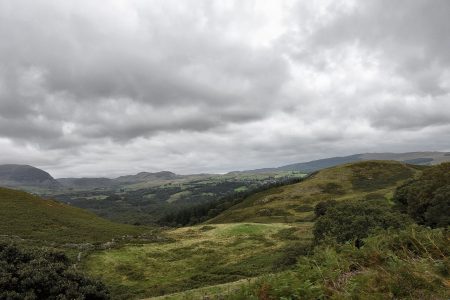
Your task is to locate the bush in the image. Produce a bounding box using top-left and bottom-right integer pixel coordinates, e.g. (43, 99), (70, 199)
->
(272, 242), (312, 270)
(313, 200), (410, 244)
(394, 162), (450, 227)
(313, 200), (337, 218)
(0, 243), (109, 300)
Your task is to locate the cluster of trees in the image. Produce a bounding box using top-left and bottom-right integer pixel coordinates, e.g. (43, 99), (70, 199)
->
(0, 243), (109, 299)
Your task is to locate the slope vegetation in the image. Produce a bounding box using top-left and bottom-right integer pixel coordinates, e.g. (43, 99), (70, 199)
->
(208, 161), (422, 224)
(0, 187), (144, 243)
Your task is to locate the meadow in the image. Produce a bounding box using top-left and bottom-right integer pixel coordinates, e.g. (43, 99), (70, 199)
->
(82, 223), (312, 299)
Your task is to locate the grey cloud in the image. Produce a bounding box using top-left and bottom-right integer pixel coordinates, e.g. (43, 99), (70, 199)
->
(0, 0), (449, 177)
(0, 0), (289, 147)
(299, 0), (450, 95)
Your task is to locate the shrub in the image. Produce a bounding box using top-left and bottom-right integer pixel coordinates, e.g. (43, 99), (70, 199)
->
(313, 200), (410, 244)
(313, 200), (337, 218)
(0, 243), (109, 299)
(394, 162), (450, 227)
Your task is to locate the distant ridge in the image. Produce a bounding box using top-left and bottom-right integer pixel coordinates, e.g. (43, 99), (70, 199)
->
(2, 151), (449, 191)
(57, 171), (180, 189)
(233, 151), (450, 174)
(115, 171), (179, 184)
(0, 164), (60, 188)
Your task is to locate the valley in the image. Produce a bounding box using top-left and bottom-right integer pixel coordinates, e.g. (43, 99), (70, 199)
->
(0, 157), (449, 299)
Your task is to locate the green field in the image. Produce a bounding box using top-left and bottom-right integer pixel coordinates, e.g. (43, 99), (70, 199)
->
(82, 223), (312, 299)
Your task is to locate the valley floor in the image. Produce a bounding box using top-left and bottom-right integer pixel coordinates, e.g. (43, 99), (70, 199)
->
(82, 223), (312, 299)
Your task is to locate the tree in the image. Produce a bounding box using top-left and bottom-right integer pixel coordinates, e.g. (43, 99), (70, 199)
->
(0, 243), (109, 300)
(394, 162), (450, 228)
(313, 200), (410, 245)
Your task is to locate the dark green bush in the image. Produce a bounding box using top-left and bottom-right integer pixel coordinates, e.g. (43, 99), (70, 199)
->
(394, 162), (450, 227)
(0, 243), (109, 300)
(313, 200), (410, 244)
(313, 200), (337, 218)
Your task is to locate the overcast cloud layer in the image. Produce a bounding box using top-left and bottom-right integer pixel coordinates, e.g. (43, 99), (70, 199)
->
(1, 0), (450, 177)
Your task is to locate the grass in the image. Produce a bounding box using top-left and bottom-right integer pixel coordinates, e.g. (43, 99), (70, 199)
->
(208, 161), (422, 224)
(226, 226), (450, 300)
(145, 277), (259, 300)
(82, 223), (312, 299)
(0, 187), (147, 244)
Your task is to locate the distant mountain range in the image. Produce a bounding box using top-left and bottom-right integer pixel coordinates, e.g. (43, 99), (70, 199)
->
(0, 164), (181, 190)
(231, 151), (450, 174)
(1, 151), (449, 190)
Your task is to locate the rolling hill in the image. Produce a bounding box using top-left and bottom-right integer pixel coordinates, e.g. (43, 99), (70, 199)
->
(209, 160), (423, 224)
(0, 187), (145, 243)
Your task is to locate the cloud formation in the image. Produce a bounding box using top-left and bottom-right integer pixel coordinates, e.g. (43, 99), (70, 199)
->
(0, 0), (449, 177)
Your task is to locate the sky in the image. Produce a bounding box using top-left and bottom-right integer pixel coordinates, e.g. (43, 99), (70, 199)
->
(1, 0), (450, 178)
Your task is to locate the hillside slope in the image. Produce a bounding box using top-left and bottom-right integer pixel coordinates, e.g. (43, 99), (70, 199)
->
(209, 161), (422, 224)
(0, 187), (144, 243)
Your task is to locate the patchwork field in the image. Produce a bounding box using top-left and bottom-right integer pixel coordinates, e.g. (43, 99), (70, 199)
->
(82, 223), (312, 299)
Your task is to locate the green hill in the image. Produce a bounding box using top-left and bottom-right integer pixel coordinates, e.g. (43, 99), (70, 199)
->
(208, 161), (423, 224)
(0, 187), (145, 243)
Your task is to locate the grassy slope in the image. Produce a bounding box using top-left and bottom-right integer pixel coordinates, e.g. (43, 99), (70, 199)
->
(208, 161), (422, 224)
(228, 226), (450, 300)
(83, 222), (312, 299)
(0, 187), (145, 243)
